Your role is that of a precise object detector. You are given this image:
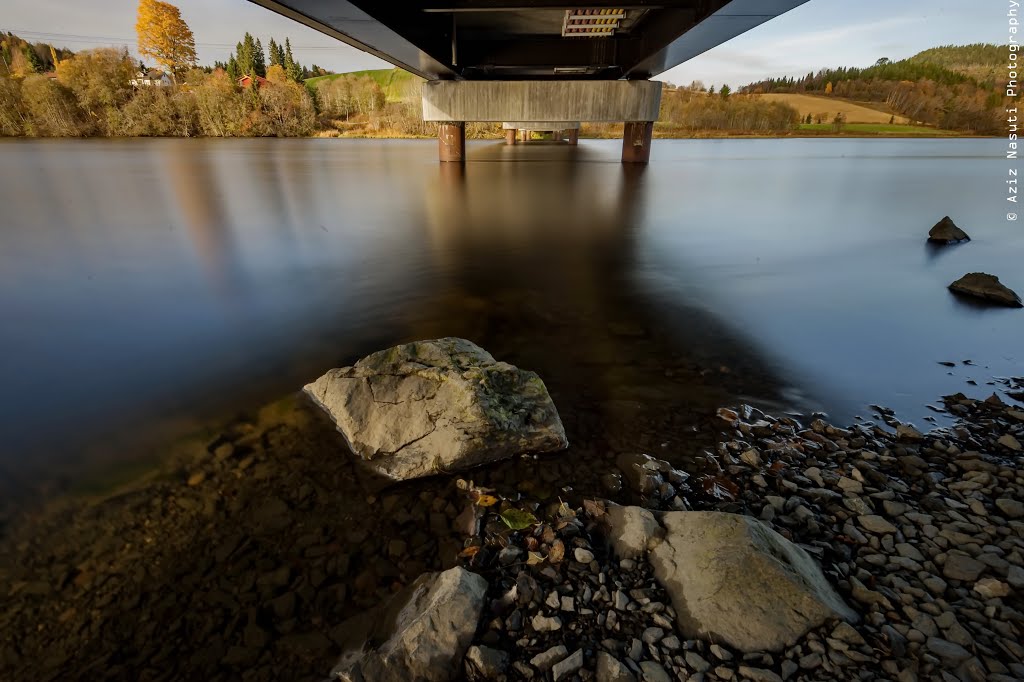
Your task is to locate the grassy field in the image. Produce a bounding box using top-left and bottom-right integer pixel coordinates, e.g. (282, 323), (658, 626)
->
(797, 123), (961, 136)
(305, 68), (421, 102)
(757, 93), (908, 124)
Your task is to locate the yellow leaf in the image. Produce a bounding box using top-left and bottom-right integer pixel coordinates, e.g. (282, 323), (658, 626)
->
(459, 546), (481, 558)
(526, 551), (544, 565)
(475, 494), (499, 507)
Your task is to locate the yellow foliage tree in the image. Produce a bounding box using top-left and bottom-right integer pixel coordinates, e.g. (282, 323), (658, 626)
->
(136, 0), (196, 82)
(825, 81), (833, 95)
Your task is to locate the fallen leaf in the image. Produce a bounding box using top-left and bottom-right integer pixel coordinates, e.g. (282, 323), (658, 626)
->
(583, 499), (607, 518)
(475, 494), (499, 507)
(548, 539), (565, 563)
(699, 475), (739, 501)
(499, 508), (539, 530)
(526, 551), (544, 565)
(458, 546), (481, 558)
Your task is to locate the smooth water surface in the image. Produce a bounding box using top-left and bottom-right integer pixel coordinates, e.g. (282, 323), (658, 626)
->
(1, 137), (1021, 487)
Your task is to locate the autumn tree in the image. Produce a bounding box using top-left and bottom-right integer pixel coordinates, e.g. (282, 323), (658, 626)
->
(56, 48), (136, 131)
(136, 0), (196, 82)
(824, 81), (833, 95)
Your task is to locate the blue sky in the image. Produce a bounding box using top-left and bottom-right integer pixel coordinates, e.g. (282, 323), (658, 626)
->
(2, 0), (1006, 87)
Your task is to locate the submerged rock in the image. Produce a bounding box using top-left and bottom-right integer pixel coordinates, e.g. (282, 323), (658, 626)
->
(304, 338), (568, 481)
(330, 567), (487, 682)
(928, 216), (970, 243)
(606, 509), (857, 652)
(948, 273), (1022, 308)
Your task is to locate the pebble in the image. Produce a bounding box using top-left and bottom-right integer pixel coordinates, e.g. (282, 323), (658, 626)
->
(551, 648), (583, 681)
(858, 514), (898, 534)
(530, 645), (568, 671)
(574, 548), (595, 564)
(942, 553), (986, 581)
(638, 661), (672, 682)
(531, 614), (562, 632)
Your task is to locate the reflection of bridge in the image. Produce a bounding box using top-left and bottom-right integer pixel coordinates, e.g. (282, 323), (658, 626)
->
(247, 1), (808, 162)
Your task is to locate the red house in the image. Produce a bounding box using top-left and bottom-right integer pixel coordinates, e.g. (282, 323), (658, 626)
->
(237, 75), (270, 89)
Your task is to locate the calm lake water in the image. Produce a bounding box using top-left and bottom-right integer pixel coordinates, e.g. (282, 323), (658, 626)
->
(1, 137), (1021, 492)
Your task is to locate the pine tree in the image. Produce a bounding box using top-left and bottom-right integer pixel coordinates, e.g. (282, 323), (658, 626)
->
(24, 45), (43, 73)
(254, 38), (266, 77)
(227, 55), (239, 81)
(268, 38), (280, 67)
(274, 41), (285, 68)
(284, 38), (301, 81)
(237, 34), (254, 76)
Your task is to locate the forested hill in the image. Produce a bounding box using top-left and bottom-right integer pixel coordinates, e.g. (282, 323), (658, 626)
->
(908, 43), (1006, 84)
(740, 44), (1008, 134)
(0, 32), (74, 77)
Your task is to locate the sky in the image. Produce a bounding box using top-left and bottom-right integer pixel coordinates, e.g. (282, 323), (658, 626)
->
(1, 0), (1007, 87)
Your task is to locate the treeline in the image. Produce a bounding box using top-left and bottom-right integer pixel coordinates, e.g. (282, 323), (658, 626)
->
(0, 32), (74, 77)
(0, 47), (315, 137)
(659, 85), (799, 133)
(214, 32), (330, 83)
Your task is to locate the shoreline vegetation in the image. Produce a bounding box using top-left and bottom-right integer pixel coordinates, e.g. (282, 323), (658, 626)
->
(0, 30), (1010, 141)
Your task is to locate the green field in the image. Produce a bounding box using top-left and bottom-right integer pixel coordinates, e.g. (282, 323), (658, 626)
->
(305, 68), (420, 102)
(797, 123), (961, 136)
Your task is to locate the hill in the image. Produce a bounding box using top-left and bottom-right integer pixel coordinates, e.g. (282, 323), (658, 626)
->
(756, 94), (907, 124)
(306, 68), (421, 102)
(740, 44), (1008, 134)
(908, 44), (1005, 84)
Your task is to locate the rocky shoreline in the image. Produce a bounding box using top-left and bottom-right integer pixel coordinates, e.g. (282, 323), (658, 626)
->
(0, 356), (1021, 681)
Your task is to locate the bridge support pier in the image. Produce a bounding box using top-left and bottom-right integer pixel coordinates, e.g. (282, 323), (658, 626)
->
(425, 81), (661, 162)
(567, 129), (579, 146)
(622, 122), (653, 164)
(438, 122), (465, 163)
(505, 128), (516, 145)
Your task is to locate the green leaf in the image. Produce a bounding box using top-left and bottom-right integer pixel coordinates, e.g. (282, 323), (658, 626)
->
(499, 508), (538, 530)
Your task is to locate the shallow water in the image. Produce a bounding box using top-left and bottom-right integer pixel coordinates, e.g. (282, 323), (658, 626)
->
(1, 137), (1021, 491)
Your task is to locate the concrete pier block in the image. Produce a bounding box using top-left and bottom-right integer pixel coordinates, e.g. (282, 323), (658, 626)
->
(622, 121), (653, 164)
(438, 122), (465, 163)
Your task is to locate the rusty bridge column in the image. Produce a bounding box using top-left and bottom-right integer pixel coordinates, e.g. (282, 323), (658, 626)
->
(566, 129), (579, 146)
(621, 121), (654, 164)
(505, 128), (516, 145)
(438, 122), (466, 162)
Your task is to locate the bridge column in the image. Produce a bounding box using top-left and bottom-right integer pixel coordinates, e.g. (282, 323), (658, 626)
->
(567, 129), (579, 146)
(622, 122), (654, 164)
(505, 128), (516, 145)
(438, 122), (465, 163)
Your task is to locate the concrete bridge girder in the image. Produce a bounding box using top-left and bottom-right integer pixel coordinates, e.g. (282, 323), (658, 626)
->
(424, 80), (660, 163)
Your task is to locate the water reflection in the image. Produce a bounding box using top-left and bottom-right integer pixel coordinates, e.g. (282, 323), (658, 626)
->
(0, 137), (1020, 502)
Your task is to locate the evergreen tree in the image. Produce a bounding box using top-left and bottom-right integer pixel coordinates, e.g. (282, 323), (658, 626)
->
(274, 41), (285, 68)
(719, 84), (731, 98)
(284, 38), (301, 81)
(227, 55), (240, 81)
(24, 45), (43, 73)
(268, 38), (280, 67)
(254, 38), (266, 77)
(236, 34), (255, 76)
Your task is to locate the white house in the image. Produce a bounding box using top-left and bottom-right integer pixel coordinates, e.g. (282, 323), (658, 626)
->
(130, 70), (171, 87)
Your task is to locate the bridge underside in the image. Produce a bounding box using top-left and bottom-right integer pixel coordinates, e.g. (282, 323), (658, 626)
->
(247, 0), (809, 81)
(246, 0), (809, 163)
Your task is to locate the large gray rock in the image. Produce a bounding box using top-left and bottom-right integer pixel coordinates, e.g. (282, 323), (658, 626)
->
(330, 567), (487, 682)
(948, 273), (1022, 308)
(606, 509), (857, 652)
(928, 216), (970, 243)
(305, 338), (568, 481)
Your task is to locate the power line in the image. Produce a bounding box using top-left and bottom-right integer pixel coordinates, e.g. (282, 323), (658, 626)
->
(2, 28), (353, 51)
